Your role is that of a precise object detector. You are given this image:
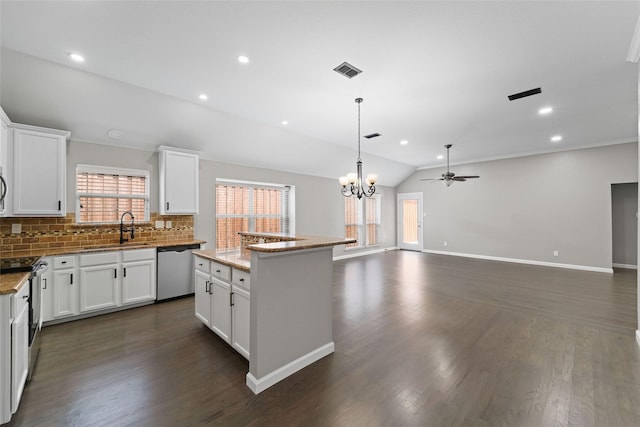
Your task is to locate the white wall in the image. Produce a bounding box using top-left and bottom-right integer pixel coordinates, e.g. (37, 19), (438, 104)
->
(396, 142), (638, 270)
(65, 140), (397, 257)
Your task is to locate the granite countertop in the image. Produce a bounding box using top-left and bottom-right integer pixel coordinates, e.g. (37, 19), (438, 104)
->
(247, 235), (356, 253)
(193, 250), (250, 272)
(0, 239), (206, 294)
(0, 272), (30, 295)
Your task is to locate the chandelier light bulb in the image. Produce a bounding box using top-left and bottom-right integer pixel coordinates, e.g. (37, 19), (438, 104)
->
(339, 176), (349, 186)
(347, 173), (357, 184)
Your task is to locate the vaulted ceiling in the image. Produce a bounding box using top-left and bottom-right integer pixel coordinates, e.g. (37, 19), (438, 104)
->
(1, 1), (638, 186)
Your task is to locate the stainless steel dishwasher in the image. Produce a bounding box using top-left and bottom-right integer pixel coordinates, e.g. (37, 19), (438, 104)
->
(157, 243), (201, 301)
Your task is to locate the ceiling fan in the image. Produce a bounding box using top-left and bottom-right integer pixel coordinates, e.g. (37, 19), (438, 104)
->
(420, 144), (479, 187)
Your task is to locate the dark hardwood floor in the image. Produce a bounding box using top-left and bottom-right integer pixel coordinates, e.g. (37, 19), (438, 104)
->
(8, 251), (640, 426)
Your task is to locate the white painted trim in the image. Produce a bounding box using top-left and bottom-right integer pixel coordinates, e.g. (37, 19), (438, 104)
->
(627, 16), (640, 63)
(636, 330), (640, 347)
(423, 249), (614, 274)
(612, 263), (637, 270)
(333, 246), (398, 261)
(156, 145), (200, 156)
(246, 342), (334, 394)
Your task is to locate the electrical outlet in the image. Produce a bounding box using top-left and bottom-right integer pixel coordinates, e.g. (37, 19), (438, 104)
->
(165, 221), (172, 229)
(553, 250), (559, 257)
(155, 220), (165, 229)
(11, 224), (21, 234)
(443, 241), (448, 247)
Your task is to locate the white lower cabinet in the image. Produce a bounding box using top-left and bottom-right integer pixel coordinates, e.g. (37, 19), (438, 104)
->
(80, 252), (119, 313)
(231, 286), (250, 359)
(11, 282), (29, 414)
(43, 249), (156, 324)
(194, 270), (211, 327)
(52, 268), (77, 318)
(1, 280), (30, 424)
(210, 277), (231, 342)
(122, 249), (156, 304)
(194, 256), (250, 359)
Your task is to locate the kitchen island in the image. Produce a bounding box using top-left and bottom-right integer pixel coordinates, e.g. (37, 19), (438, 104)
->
(193, 233), (355, 394)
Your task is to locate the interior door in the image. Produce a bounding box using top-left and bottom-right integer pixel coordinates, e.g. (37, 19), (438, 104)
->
(398, 193), (423, 251)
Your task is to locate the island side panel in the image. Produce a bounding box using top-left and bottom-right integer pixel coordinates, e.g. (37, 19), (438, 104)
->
(249, 247), (334, 380)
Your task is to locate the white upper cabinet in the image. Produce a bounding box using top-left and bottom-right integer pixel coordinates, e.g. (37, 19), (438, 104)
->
(0, 111), (9, 216)
(12, 125), (69, 216)
(159, 147), (199, 215)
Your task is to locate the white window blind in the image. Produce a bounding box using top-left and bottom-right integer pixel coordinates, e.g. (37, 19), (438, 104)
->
(76, 165), (150, 224)
(345, 194), (381, 248)
(216, 180), (291, 253)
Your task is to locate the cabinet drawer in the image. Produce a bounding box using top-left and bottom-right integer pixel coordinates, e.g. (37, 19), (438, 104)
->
(232, 269), (250, 291)
(122, 248), (156, 262)
(53, 256), (75, 269)
(80, 252), (118, 266)
(12, 279), (30, 319)
(194, 256), (210, 273)
(210, 261), (231, 281)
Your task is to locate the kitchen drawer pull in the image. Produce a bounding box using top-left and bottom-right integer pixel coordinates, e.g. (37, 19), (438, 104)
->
(70, 273), (73, 285)
(22, 294), (29, 299)
(230, 292), (234, 307)
(58, 200), (62, 211)
(166, 202), (170, 211)
(198, 263), (203, 267)
(61, 261), (67, 264)
(114, 268), (117, 279)
(239, 278), (244, 282)
(124, 267), (127, 278)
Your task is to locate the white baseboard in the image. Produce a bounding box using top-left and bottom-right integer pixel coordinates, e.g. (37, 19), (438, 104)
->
(333, 246), (399, 261)
(423, 249), (614, 274)
(246, 342), (335, 394)
(636, 330), (640, 347)
(612, 263), (638, 270)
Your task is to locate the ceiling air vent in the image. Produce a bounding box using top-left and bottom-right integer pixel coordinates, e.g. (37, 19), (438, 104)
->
(333, 62), (362, 79)
(508, 87), (541, 101)
(364, 133), (381, 139)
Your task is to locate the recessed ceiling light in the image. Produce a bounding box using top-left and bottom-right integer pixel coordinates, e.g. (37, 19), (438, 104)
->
(538, 106), (553, 115)
(238, 55), (250, 64)
(437, 155), (444, 160)
(199, 94), (208, 100)
(107, 129), (124, 140)
(551, 135), (562, 142)
(281, 120), (288, 125)
(400, 140), (409, 145)
(69, 53), (85, 63)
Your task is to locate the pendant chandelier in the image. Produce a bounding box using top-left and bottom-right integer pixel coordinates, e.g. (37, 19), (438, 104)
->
(339, 97), (377, 199)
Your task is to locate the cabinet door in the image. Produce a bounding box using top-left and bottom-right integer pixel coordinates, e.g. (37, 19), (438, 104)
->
(160, 150), (199, 214)
(52, 269), (76, 318)
(194, 270), (211, 327)
(11, 303), (28, 413)
(122, 260), (156, 304)
(79, 264), (119, 312)
(40, 266), (53, 322)
(231, 286), (250, 359)
(210, 277), (231, 342)
(0, 118), (8, 216)
(12, 128), (66, 216)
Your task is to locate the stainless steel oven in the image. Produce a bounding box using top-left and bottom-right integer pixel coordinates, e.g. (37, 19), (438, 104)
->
(1, 256), (48, 380)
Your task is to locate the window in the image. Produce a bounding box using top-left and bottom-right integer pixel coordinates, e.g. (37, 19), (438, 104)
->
(344, 194), (381, 248)
(366, 195), (381, 246)
(344, 197), (362, 248)
(76, 165), (150, 224)
(216, 180), (292, 253)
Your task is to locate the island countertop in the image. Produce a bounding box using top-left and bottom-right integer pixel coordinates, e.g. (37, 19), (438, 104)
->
(192, 250), (251, 272)
(246, 235), (356, 253)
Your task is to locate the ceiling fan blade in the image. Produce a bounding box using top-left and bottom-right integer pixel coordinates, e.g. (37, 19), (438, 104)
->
(420, 178), (444, 182)
(456, 175), (480, 179)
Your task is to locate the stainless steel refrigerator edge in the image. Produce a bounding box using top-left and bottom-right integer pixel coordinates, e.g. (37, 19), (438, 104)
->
(156, 244), (201, 301)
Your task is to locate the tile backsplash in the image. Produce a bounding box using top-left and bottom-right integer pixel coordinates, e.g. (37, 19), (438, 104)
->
(0, 213), (194, 257)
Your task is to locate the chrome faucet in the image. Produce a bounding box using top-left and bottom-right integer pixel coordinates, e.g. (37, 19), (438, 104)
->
(120, 211), (135, 244)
